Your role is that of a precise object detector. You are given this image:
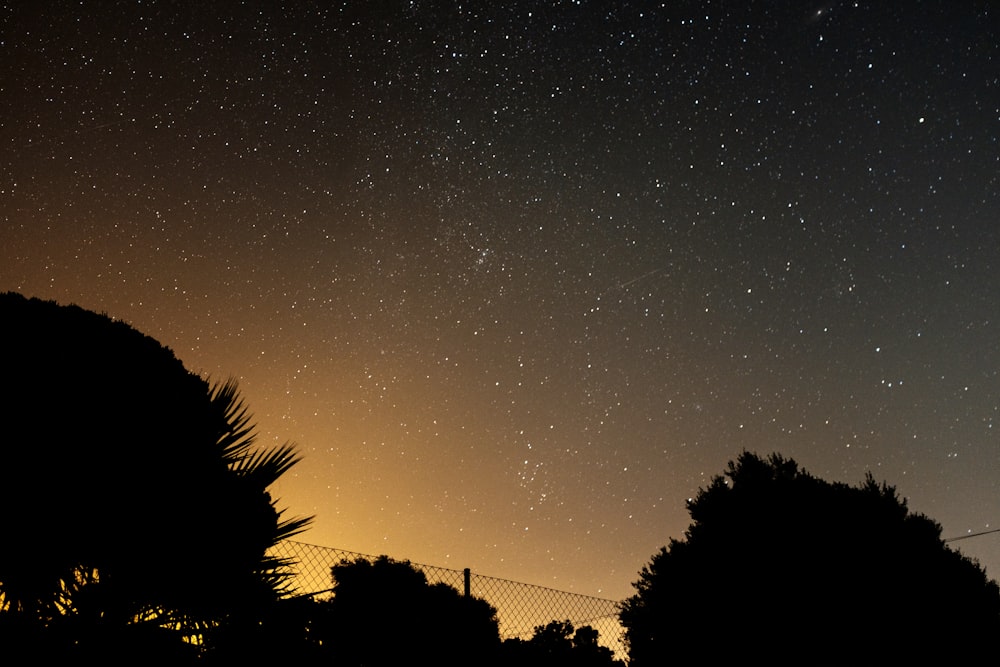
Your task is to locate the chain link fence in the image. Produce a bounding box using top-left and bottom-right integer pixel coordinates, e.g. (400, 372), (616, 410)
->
(269, 540), (626, 660)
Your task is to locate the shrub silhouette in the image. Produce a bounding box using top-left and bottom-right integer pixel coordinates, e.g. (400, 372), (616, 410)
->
(619, 451), (1000, 666)
(312, 555), (501, 666)
(0, 292), (310, 660)
(500, 619), (624, 667)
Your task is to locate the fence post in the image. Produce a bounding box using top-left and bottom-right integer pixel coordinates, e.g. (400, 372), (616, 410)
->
(463, 568), (471, 597)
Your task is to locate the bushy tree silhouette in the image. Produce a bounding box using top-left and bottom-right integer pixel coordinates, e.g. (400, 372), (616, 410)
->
(0, 293), (311, 660)
(312, 555), (501, 666)
(619, 451), (1000, 666)
(500, 619), (624, 667)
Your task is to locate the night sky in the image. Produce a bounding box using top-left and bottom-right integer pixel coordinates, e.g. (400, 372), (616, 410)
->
(3, 1), (999, 599)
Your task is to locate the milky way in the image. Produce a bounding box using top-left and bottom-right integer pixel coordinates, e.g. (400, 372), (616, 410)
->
(3, 1), (999, 598)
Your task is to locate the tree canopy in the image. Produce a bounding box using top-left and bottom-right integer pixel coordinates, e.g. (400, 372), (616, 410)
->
(312, 555), (501, 666)
(619, 451), (1000, 666)
(499, 619), (624, 667)
(0, 292), (311, 658)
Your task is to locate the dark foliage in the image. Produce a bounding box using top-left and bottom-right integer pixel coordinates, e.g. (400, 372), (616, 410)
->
(201, 594), (328, 664)
(311, 555), (501, 666)
(500, 619), (624, 667)
(0, 292), (310, 660)
(619, 451), (1000, 666)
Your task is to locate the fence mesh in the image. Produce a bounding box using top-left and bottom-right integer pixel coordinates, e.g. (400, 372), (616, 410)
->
(269, 540), (626, 660)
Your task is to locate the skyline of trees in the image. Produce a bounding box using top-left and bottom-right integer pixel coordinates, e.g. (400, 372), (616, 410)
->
(3, 292), (998, 664)
(0, 293), (622, 663)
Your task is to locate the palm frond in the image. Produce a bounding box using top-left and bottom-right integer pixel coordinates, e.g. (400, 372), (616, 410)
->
(231, 443), (303, 488)
(274, 512), (313, 544)
(206, 377), (315, 594)
(256, 555), (301, 597)
(208, 378), (257, 462)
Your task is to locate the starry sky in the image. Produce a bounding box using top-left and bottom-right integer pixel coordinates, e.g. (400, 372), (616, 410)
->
(3, 1), (999, 600)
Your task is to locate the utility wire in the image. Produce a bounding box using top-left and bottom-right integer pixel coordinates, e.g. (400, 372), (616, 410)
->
(944, 527), (1000, 543)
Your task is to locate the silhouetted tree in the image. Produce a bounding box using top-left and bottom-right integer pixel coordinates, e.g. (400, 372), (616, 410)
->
(0, 293), (311, 660)
(619, 451), (1000, 666)
(500, 619), (624, 667)
(312, 555), (501, 666)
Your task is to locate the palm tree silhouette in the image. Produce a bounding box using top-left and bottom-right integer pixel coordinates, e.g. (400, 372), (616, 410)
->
(208, 378), (313, 599)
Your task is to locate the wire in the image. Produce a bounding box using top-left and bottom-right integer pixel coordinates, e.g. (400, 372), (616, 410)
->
(944, 527), (1000, 543)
